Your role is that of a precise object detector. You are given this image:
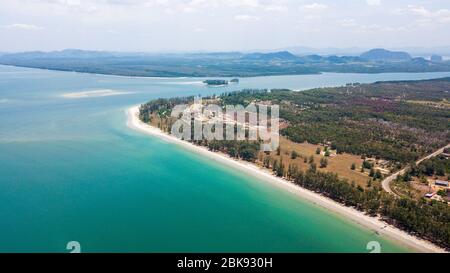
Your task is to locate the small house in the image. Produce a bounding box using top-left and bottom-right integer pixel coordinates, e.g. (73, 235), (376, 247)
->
(435, 180), (449, 187)
(424, 193), (435, 198)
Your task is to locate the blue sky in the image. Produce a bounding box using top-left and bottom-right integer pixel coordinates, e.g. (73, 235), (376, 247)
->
(0, 0), (449, 52)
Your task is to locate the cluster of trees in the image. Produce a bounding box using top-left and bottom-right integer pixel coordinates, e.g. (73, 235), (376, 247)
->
(139, 96), (194, 123)
(285, 166), (450, 248)
(412, 156), (449, 178)
(220, 89), (269, 106)
(320, 158), (328, 168)
(359, 160), (383, 180)
(400, 156), (450, 182)
(197, 140), (260, 162)
(272, 157), (285, 177)
(369, 168), (383, 180)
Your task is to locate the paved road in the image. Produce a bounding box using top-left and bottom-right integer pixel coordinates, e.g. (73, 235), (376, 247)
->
(381, 143), (450, 196)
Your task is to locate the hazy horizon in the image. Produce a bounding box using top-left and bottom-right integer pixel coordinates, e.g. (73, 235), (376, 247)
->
(2, 46), (450, 58)
(1, 0), (450, 53)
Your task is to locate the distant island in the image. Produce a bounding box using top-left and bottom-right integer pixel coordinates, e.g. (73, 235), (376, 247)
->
(1, 48), (450, 77)
(134, 77), (450, 251)
(203, 80), (229, 86)
(203, 78), (239, 86)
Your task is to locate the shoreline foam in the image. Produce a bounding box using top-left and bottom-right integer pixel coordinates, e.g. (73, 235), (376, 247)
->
(127, 105), (446, 253)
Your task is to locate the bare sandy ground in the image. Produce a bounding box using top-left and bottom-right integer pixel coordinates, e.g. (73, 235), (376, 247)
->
(62, 89), (131, 98)
(127, 105), (447, 253)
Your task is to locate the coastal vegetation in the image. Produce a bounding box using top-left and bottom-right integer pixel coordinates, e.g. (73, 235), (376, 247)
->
(139, 78), (450, 249)
(220, 79), (450, 164)
(2, 49), (450, 77)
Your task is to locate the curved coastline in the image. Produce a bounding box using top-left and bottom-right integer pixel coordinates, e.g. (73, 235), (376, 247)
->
(126, 105), (446, 253)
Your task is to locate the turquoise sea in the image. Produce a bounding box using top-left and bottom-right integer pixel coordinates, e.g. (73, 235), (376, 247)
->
(2, 65), (450, 253)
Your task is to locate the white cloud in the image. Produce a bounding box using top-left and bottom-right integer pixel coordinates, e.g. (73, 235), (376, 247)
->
(407, 5), (432, 17)
(366, 0), (381, 6)
(234, 14), (260, 22)
(265, 5), (288, 12)
(339, 19), (357, 27)
(0, 23), (43, 30)
(65, 0), (81, 5)
(227, 0), (260, 8)
(338, 18), (409, 33)
(300, 3), (328, 11)
(405, 5), (450, 24)
(0, 0), (449, 51)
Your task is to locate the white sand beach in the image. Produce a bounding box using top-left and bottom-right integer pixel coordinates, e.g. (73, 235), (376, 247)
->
(62, 89), (131, 99)
(127, 105), (447, 253)
(159, 81), (205, 85)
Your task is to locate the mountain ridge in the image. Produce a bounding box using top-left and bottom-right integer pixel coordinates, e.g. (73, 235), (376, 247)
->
(1, 48), (450, 77)
(360, 48), (412, 61)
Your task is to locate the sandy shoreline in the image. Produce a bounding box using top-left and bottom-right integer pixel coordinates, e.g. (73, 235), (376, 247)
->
(62, 89), (131, 99)
(127, 105), (446, 253)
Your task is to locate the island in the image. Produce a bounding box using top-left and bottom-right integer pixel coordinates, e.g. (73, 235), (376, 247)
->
(130, 77), (450, 252)
(203, 80), (229, 86)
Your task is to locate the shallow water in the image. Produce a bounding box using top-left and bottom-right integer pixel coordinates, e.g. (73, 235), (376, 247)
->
(2, 65), (449, 252)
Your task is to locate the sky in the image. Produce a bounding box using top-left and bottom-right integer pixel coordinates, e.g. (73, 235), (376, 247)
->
(0, 0), (449, 52)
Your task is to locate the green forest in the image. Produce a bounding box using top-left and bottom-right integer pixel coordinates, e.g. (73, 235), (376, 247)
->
(220, 79), (450, 164)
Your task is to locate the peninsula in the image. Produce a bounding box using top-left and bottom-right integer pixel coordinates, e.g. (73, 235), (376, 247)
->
(128, 77), (450, 252)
